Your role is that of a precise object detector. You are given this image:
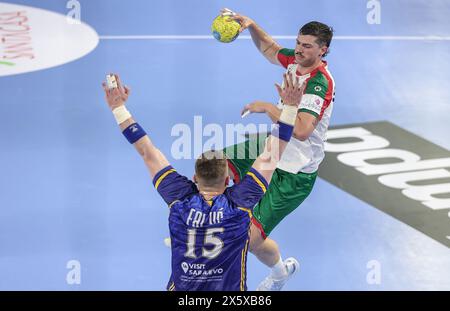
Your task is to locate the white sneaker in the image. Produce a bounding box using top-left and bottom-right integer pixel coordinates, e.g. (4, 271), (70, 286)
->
(256, 257), (300, 291)
(163, 237), (171, 248)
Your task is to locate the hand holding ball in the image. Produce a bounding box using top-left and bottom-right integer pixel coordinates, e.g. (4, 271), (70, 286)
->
(211, 15), (241, 43)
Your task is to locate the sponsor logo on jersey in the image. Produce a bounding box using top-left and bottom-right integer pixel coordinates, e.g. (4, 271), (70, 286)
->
(180, 262), (224, 280)
(181, 262), (189, 273)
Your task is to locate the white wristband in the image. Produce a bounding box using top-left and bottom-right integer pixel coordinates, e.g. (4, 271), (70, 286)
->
(279, 105), (298, 126)
(112, 105), (132, 125)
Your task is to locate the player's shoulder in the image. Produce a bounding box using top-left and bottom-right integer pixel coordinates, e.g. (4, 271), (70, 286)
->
(169, 192), (203, 211)
(277, 48), (296, 68)
(278, 48), (295, 57)
(222, 188), (238, 205)
(306, 65), (334, 91)
(301, 68), (333, 103)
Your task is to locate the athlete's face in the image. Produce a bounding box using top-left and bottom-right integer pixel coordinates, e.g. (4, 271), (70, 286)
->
(295, 35), (327, 67)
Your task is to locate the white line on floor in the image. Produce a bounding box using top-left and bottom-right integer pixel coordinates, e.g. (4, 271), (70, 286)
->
(98, 35), (450, 41)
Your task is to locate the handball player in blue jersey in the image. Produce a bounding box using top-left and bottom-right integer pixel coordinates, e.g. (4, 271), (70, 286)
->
(102, 73), (305, 291)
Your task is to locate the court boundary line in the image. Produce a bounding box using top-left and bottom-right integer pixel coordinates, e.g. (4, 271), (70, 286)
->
(98, 35), (450, 41)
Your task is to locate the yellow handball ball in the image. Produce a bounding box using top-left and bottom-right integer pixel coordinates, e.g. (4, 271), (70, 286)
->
(211, 15), (241, 43)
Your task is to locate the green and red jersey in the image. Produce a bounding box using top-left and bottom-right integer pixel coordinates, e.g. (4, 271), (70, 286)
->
(275, 48), (336, 174)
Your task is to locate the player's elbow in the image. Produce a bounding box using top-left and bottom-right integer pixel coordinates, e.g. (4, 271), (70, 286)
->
(140, 144), (157, 162)
(265, 44), (282, 65)
(268, 56), (279, 65)
(293, 129), (309, 141)
(254, 151), (277, 171)
(293, 121), (316, 141)
(267, 52), (282, 65)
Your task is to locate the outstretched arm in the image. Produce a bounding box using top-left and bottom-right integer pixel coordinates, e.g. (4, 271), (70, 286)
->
(221, 8), (283, 66)
(102, 74), (169, 178)
(250, 74), (305, 183)
(241, 96), (318, 141)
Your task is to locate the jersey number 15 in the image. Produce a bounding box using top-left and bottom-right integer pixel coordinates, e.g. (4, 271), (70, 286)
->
(184, 228), (224, 259)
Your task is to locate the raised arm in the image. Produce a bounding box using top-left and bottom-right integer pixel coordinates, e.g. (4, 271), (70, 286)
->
(221, 8), (282, 66)
(250, 74), (305, 183)
(241, 96), (318, 142)
(102, 74), (169, 178)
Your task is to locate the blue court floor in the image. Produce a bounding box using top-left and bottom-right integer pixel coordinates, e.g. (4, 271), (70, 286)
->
(0, 0), (449, 290)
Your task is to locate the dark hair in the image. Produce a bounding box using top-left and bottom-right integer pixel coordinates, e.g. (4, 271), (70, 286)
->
(195, 150), (227, 186)
(299, 21), (334, 57)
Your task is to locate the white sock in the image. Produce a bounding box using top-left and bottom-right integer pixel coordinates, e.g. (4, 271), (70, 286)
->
(270, 257), (287, 279)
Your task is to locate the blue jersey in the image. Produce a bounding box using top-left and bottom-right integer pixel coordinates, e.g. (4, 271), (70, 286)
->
(153, 165), (268, 291)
